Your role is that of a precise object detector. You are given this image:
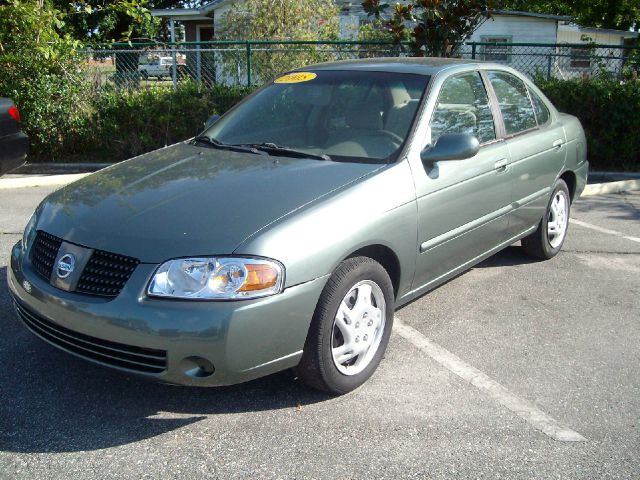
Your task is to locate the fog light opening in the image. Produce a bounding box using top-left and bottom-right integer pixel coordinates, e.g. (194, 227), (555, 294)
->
(180, 356), (215, 378)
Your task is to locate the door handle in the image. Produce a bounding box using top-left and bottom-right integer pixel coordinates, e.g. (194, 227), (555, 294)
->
(552, 139), (564, 149)
(494, 158), (508, 173)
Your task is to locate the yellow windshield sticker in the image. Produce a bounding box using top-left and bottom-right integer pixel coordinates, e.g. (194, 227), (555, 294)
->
(274, 72), (317, 84)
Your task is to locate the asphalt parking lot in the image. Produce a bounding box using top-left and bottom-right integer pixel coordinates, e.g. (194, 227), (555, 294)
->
(0, 184), (638, 479)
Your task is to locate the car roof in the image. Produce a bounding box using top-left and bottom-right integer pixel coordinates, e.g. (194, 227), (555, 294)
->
(298, 57), (487, 76)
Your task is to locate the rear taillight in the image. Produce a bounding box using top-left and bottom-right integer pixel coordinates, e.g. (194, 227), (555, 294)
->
(9, 105), (20, 123)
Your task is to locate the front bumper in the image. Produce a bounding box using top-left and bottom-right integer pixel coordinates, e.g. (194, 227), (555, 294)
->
(9, 241), (327, 386)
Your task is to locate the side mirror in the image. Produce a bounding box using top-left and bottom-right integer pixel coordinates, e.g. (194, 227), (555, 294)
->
(204, 114), (221, 130)
(421, 133), (480, 165)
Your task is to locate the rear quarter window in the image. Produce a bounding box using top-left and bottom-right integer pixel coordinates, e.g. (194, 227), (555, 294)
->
(487, 71), (537, 136)
(529, 89), (551, 126)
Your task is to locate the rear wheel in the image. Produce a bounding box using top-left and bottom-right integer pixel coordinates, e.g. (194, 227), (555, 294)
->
(295, 256), (394, 394)
(522, 179), (570, 259)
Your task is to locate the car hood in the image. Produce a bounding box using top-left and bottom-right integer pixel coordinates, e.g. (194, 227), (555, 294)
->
(36, 143), (383, 263)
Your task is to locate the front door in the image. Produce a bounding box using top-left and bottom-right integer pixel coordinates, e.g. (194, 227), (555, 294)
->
(411, 71), (512, 294)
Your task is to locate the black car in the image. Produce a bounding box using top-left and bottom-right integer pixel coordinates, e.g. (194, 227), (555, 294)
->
(0, 98), (28, 176)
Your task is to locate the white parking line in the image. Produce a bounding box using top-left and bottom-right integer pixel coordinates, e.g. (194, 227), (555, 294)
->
(570, 218), (640, 244)
(393, 318), (587, 442)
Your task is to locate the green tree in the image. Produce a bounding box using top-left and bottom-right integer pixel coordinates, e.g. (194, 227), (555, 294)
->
(48, 0), (159, 42)
(218, 0), (339, 82)
(362, 0), (494, 57)
(499, 0), (640, 31)
(48, 1), (215, 43)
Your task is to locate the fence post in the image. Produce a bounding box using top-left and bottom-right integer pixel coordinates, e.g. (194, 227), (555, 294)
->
(471, 42), (477, 60)
(246, 41), (252, 87)
(547, 54), (552, 80)
(170, 19), (177, 87)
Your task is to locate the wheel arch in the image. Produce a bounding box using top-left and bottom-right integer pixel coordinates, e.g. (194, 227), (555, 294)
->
(345, 244), (401, 300)
(560, 170), (577, 203)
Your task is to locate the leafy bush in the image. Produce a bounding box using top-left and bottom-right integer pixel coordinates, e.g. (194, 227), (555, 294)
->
(536, 77), (640, 171)
(0, 1), (93, 160)
(81, 82), (252, 162)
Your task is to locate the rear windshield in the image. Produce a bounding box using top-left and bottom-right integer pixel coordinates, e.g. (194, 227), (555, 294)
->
(206, 70), (430, 163)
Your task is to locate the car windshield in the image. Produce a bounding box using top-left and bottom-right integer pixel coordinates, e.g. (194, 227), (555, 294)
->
(204, 70), (430, 163)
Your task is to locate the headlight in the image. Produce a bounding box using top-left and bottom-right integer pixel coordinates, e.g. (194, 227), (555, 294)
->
(148, 257), (285, 300)
(22, 212), (37, 253)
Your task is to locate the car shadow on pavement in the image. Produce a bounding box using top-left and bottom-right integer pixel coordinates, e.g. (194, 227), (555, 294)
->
(474, 245), (541, 269)
(0, 267), (332, 454)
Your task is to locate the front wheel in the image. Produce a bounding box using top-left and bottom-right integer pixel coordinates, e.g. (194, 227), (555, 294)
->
(521, 179), (570, 259)
(295, 256), (394, 394)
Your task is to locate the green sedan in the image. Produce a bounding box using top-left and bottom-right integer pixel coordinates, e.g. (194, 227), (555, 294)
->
(9, 58), (588, 394)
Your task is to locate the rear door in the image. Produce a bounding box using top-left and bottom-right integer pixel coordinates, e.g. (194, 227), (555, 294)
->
(410, 71), (512, 293)
(485, 71), (566, 238)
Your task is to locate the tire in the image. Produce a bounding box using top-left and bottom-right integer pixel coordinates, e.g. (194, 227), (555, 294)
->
(295, 256), (394, 394)
(521, 178), (571, 259)
(140, 71), (149, 80)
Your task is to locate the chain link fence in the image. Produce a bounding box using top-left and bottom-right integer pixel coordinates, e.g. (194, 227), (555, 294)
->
(82, 40), (639, 90)
(83, 41), (404, 89)
(460, 42), (639, 80)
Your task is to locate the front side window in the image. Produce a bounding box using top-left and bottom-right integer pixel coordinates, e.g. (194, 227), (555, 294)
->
(487, 71), (537, 136)
(430, 72), (496, 145)
(207, 70), (430, 162)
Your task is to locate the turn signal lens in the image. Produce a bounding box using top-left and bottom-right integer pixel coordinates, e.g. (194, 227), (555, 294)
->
(239, 264), (279, 292)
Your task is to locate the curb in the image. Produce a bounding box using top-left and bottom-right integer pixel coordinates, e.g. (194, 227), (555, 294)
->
(0, 173), (90, 190)
(581, 179), (640, 197)
(13, 163), (112, 175)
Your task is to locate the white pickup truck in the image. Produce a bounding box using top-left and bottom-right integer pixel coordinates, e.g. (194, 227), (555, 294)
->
(138, 57), (175, 79)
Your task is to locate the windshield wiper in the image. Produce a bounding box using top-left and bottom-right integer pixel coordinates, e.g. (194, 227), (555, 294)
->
(236, 142), (331, 161)
(192, 136), (264, 155)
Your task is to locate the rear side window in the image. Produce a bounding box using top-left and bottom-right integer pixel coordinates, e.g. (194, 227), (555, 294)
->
(487, 71), (537, 135)
(430, 72), (496, 144)
(529, 89), (550, 125)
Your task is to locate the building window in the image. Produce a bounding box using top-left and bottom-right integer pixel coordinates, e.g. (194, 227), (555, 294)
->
(570, 47), (592, 69)
(481, 36), (512, 62)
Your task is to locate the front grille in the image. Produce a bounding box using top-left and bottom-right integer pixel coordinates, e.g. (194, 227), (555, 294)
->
(30, 231), (62, 280)
(14, 300), (167, 374)
(29, 231), (139, 299)
(76, 249), (139, 298)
